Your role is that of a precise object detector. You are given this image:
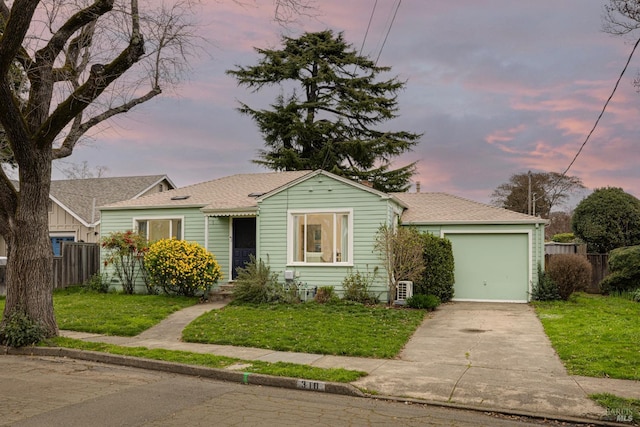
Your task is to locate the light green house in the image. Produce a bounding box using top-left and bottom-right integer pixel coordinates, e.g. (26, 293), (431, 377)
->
(100, 170), (547, 302)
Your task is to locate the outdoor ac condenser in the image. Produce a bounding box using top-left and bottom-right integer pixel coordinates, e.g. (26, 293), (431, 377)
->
(396, 281), (413, 301)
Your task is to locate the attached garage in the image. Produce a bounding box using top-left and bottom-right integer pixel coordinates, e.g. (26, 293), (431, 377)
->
(444, 231), (530, 302)
(392, 192), (547, 303)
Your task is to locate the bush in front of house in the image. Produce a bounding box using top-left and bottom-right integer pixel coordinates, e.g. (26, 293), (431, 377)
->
(531, 264), (561, 301)
(101, 230), (148, 294)
(415, 233), (455, 302)
(144, 239), (222, 297)
(342, 268), (379, 304)
(599, 245), (640, 294)
(406, 294), (440, 310)
(232, 256), (284, 304)
(314, 286), (338, 304)
(546, 254), (592, 300)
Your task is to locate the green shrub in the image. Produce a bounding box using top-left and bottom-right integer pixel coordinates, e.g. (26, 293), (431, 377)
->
(406, 294), (440, 310)
(599, 245), (640, 294)
(232, 256), (284, 303)
(144, 239), (222, 297)
(83, 272), (110, 293)
(0, 308), (46, 347)
(342, 268), (379, 304)
(531, 264), (561, 301)
(551, 232), (576, 243)
(415, 233), (455, 302)
(546, 254), (592, 300)
(315, 286), (338, 304)
(633, 289), (640, 302)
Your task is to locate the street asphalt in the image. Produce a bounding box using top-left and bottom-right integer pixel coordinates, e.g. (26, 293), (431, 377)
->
(5, 300), (639, 425)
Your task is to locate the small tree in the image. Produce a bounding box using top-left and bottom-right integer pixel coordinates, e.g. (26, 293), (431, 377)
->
(374, 225), (425, 304)
(546, 254), (592, 300)
(572, 187), (640, 253)
(101, 230), (148, 294)
(144, 239), (222, 297)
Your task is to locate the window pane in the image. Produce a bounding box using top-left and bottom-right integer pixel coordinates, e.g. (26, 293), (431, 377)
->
(172, 219), (182, 239)
(137, 221), (148, 239)
(293, 215), (304, 262)
(306, 214), (333, 263)
(337, 213), (349, 262)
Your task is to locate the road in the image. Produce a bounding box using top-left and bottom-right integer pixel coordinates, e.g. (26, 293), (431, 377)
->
(0, 356), (596, 426)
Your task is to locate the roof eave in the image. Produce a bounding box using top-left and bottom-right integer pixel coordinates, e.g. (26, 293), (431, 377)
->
(100, 203), (207, 211)
(201, 207), (258, 216)
(402, 219), (549, 226)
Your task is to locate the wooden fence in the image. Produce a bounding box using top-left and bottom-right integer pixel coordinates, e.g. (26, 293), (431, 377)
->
(545, 253), (609, 293)
(52, 242), (100, 289)
(0, 243), (99, 294)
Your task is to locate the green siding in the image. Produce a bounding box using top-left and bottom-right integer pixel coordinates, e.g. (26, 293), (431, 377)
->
(258, 175), (399, 298)
(207, 216), (231, 283)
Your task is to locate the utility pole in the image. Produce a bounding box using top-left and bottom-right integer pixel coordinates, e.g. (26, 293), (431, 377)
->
(527, 171), (532, 216)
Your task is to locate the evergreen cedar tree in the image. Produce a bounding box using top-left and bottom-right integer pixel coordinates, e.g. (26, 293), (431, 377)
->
(227, 30), (422, 193)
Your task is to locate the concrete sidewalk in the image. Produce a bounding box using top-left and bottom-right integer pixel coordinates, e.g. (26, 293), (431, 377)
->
(59, 301), (639, 421)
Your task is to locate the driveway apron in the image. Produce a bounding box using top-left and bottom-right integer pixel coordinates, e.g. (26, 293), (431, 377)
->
(351, 302), (605, 418)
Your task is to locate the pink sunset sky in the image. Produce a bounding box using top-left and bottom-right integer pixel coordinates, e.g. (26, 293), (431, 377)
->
(53, 0), (640, 207)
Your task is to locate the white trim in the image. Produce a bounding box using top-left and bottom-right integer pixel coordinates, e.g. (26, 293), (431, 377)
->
(49, 196), (93, 227)
(440, 228), (533, 302)
(228, 218), (233, 280)
(287, 208), (354, 267)
(132, 215), (185, 240)
(131, 176), (177, 199)
(451, 298), (528, 304)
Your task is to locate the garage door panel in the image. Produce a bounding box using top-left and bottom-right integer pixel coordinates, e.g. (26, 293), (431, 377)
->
(447, 233), (529, 302)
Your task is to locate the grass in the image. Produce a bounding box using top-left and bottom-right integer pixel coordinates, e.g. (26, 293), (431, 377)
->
(182, 301), (426, 358)
(51, 287), (198, 336)
(533, 293), (640, 380)
(591, 393), (640, 424)
(47, 337), (366, 383)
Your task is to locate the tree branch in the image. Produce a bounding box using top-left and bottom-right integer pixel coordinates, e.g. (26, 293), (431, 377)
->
(53, 86), (162, 159)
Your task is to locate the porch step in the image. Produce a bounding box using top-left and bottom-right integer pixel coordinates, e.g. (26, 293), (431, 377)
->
(208, 283), (235, 302)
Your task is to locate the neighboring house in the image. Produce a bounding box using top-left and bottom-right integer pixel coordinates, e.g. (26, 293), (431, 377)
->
(100, 170), (547, 302)
(0, 175), (175, 257)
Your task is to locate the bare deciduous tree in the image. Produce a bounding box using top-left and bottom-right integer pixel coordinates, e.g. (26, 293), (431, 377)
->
(0, 0), (306, 340)
(374, 225), (425, 305)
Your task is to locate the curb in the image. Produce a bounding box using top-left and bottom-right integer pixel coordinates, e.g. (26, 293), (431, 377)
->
(2, 347), (633, 426)
(3, 346), (364, 398)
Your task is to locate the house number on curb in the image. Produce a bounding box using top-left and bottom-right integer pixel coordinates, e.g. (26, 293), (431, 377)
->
(297, 379), (326, 391)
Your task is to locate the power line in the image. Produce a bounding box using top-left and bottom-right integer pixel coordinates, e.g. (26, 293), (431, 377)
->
(560, 36), (640, 178)
(375, 0), (402, 66)
(358, 0), (378, 59)
(529, 35), (640, 214)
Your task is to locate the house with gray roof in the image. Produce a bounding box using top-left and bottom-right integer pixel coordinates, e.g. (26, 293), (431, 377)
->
(100, 170), (547, 302)
(0, 175), (175, 256)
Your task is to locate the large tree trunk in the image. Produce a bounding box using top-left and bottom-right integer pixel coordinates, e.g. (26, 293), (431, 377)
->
(1, 147), (57, 337)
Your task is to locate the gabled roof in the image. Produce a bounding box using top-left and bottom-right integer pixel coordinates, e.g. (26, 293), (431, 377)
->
(50, 175), (174, 226)
(101, 170), (313, 215)
(392, 192), (547, 225)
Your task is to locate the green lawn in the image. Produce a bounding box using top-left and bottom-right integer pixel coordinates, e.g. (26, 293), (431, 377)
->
(182, 302), (426, 358)
(52, 287), (199, 336)
(533, 293), (640, 380)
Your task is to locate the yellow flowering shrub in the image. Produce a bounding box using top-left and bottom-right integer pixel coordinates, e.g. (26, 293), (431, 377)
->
(144, 239), (222, 297)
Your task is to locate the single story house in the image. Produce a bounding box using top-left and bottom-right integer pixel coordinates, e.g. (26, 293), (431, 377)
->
(100, 170), (547, 302)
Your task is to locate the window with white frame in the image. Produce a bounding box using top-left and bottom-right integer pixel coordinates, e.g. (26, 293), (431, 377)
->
(289, 210), (351, 264)
(136, 218), (182, 241)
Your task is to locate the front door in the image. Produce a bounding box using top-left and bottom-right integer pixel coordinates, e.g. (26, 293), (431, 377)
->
(232, 217), (256, 279)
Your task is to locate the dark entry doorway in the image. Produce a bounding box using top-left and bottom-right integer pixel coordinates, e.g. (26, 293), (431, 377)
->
(232, 217), (256, 279)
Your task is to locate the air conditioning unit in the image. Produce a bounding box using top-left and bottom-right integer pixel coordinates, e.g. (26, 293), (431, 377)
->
(396, 281), (413, 302)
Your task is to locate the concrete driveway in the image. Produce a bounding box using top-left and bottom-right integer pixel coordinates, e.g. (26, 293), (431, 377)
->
(351, 302), (606, 418)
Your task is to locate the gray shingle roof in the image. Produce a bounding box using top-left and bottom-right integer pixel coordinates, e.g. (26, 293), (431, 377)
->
(101, 171), (312, 213)
(50, 175), (172, 224)
(392, 192), (547, 224)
